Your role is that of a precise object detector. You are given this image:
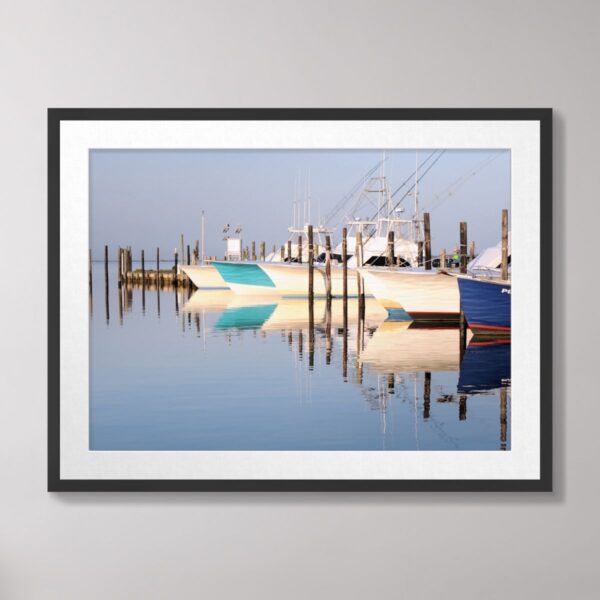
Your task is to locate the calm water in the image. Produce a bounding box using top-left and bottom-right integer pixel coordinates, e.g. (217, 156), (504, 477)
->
(89, 263), (511, 451)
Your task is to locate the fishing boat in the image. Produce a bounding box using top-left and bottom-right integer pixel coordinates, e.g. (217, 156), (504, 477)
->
(456, 275), (511, 335)
(358, 268), (459, 322)
(359, 234), (511, 323)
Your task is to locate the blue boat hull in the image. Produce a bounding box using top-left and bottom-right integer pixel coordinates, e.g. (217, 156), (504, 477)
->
(457, 277), (511, 334)
(458, 340), (511, 394)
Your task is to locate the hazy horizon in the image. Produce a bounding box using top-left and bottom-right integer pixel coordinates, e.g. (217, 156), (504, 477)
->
(89, 148), (510, 261)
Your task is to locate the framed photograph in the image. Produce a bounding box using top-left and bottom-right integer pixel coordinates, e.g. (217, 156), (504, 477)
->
(48, 108), (552, 491)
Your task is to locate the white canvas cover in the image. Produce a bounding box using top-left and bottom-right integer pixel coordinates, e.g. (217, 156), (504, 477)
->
(468, 233), (511, 274)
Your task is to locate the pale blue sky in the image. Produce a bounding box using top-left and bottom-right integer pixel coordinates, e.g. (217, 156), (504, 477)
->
(89, 149), (510, 260)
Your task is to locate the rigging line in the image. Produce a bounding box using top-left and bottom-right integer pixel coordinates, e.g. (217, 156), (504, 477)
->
(431, 152), (500, 200)
(425, 151), (506, 213)
(389, 150), (446, 213)
(433, 152), (499, 197)
(390, 150), (438, 199)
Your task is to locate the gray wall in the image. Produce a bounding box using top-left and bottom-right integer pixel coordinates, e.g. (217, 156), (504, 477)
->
(0, 1), (596, 598)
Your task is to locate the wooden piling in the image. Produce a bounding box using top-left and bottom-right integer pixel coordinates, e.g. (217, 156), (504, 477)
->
(251, 241), (256, 261)
(501, 209), (509, 280)
(417, 241), (424, 267)
(287, 240), (292, 263)
(423, 372), (431, 419)
(386, 230), (394, 267)
(440, 248), (446, 271)
(325, 298), (332, 365)
(89, 248), (92, 292)
(308, 299), (315, 369)
(141, 249), (145, 281)
(500, 387), (508, 450)
(194, 240), (199, 265)
(325, 234), (332, 301)
(469, 240), (475, 262)
(460, 222), (468, 274)
(387, 373), (395, 393)
(342, 227), (348, 301)
(459, 396), (467, 421)
(174, 249), (178, 288)
(186, 244), (191, 266)
(424, 212), (431, 270)
(342, 306), (348, 381)
(260, 241), (265, 261)
(342, 226), (348, 380)
(141, 268), (146, 314)
(298, 235), (303, 264)
(356, 316), (364, 385)
(118, 279), (123, 324)
(280, 245), (285, 261)
(117, 247), (123, 287)
(104, 245), (108, 289)
(307, 225), (314, 299)
(356, 231), (365, 313)
(104, 246), (109, 323)
(156, 247), (160, 285)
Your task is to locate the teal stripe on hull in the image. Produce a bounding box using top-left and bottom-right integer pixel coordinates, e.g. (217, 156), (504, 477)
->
(215, 304), (277, 330)
(212, 262), (275, 288)
(386, 308), (413, 322)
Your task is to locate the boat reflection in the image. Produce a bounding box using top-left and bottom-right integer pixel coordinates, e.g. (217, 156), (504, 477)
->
(458, 339), (511, 394)
(201, 295), (388, 333)
(182, 289), (235, 313)
(176, 288), (511, 450)
(360, 321), (471, 373)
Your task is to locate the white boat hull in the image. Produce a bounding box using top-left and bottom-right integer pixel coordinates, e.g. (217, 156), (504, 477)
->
(180, 265), (229, 289)
(359, 268), (460, 320)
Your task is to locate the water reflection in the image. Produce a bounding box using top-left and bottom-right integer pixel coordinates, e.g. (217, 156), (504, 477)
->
(90, 263), (511, 451)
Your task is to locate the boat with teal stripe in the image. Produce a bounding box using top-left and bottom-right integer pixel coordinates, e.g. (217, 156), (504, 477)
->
(212, 260), (364, 298)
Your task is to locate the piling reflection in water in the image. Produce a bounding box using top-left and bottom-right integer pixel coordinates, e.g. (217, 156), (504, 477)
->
(90, 263), (511, 451)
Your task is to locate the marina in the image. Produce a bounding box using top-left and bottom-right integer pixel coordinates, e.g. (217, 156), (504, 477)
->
(89, 148), (512, 452)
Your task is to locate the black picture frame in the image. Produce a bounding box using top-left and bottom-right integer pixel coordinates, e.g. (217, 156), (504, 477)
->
(48, 108), (552, 492)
